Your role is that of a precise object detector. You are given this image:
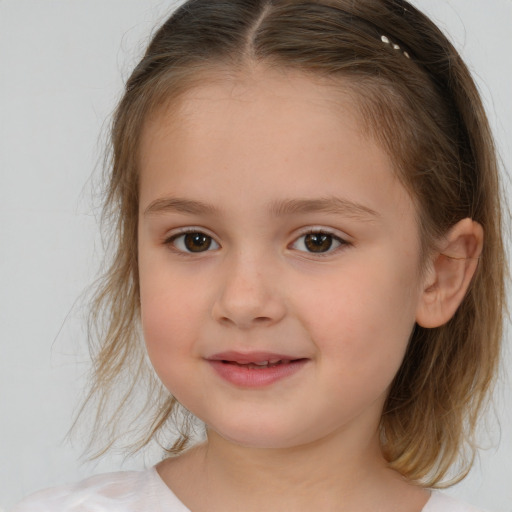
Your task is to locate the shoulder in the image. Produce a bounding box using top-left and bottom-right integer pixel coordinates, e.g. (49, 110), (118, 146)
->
(423, 492), (488, 512)
(9, 467), (188, 512)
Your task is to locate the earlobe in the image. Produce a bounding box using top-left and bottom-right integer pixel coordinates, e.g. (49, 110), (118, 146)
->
(416, 218), (483, 328)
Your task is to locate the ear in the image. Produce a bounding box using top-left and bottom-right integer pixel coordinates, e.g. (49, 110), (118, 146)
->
(416, 218), (483, 328)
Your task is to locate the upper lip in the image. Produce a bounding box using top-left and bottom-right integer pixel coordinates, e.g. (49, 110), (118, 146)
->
(207, 351), (304, 364)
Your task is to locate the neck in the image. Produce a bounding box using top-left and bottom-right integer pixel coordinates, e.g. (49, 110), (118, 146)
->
(202, 426), (383, 498)
(158, 420), (429, 512)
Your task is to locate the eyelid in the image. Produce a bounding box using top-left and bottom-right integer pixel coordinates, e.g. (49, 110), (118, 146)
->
(292, 225), (351, 241)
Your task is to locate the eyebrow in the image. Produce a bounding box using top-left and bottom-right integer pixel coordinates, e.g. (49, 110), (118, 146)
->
(144, 197), (219, 216)
(143, 196), (379, 220)
(268, 197), (379, 220)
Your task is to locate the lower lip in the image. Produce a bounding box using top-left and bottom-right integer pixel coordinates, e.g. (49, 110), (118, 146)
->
(208, 359), (308, 387)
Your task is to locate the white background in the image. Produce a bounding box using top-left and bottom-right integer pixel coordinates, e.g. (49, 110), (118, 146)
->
(1, 1), (511, 510)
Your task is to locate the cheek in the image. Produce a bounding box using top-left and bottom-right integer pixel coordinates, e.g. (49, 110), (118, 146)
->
(140, 292), (206, 405)
(141, 284), (198, 345)
(139, 262), (205, 384)
(139, 245), (204, 341)
(294, 254), (419, 375)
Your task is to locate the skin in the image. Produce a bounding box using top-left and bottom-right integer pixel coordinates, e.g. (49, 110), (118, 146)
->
(136, 67), (480, 512)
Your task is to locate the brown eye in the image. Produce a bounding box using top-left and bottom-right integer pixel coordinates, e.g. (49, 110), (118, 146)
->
(170, 232), (219, 253)
(291, 231), (345, 254)
(304, 233), (333, 253)
(184, 233), (212, 252)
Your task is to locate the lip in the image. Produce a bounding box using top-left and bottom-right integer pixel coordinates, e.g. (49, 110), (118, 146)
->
(206, 351), (309, 387)
(208, 351), (300, 364)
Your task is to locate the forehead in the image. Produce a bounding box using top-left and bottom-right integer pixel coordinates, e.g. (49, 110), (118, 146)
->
(138, 67), (415, 225)
(139, 66), (362, 158)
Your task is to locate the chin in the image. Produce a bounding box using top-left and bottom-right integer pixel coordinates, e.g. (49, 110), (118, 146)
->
(206, 418), (321, 451)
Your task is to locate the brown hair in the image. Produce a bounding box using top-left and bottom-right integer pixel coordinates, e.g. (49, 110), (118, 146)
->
(81, 0), (505, 487)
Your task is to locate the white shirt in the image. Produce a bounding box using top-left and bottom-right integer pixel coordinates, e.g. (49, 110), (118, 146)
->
(11, 467), (484, 512)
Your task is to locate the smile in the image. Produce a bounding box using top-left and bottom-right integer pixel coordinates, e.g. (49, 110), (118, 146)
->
(207, 351), (308, 387)
(227, 359), (291, 369)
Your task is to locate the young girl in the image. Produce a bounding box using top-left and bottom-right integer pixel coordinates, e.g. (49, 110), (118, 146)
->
(12, 0), (506, 510)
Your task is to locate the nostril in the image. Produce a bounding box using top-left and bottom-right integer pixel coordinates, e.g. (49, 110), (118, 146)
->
(254, 316), (272, 323)
(219, 316), (235, 326)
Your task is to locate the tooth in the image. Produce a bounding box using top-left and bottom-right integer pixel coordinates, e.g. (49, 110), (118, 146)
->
(254, 361), (269, 366)
(269, 359), (281, 364)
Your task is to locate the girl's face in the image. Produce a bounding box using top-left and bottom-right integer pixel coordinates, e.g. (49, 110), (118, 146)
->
(138, 69), (428, 450)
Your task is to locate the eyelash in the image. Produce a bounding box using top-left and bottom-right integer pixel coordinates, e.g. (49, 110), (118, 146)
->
(163, 228), (350, 256)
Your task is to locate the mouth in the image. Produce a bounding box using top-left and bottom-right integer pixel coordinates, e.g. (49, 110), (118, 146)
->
(219, 358), (305, 370)
(207, 352), (308, 387)
(218, 358), (301, 369)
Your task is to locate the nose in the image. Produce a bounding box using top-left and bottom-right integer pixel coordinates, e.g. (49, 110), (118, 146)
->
(211, 253), (287, 329)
